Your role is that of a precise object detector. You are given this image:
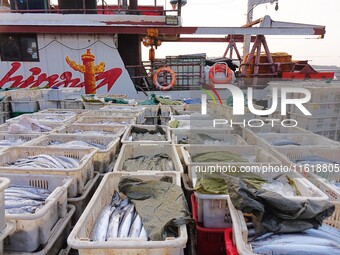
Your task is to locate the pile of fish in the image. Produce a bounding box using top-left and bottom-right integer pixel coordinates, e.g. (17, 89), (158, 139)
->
(178, 134), (233, 145)
(250, 224), (340, 255)
(6, 154), (80, 169)
(90, 120), (130, 125)
(90, 191), (147, 241)
(122, 153), (174, 171)
(48, 140), (107, 150)
(269, 139), (301, 146)
(5, 185), (51, 214)
(73, 129), (119, 136)
(33, 116), (66, 122)
(295, 155), (339, 165)
(0, 138), (25, 147)
(191, 151), (256, 163)
(129, 132), (167, 141)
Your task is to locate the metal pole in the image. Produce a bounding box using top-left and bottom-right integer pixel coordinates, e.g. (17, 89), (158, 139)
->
(178, 0), (181, 16)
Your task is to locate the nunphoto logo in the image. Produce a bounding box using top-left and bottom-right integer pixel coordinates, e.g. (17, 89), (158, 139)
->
(201, 84), (312, 128)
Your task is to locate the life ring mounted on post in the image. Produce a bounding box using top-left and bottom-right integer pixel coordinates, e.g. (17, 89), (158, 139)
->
(153, 67), (176, 91)
(209, 62), (233, 86)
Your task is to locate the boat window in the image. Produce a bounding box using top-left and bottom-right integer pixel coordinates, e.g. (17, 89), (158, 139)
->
(0, 34), (39, 62)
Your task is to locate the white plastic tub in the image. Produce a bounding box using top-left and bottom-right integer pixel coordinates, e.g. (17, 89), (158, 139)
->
(113, 144), (183, 175)
(0, 146), (97, 197)
(0, 133), (41, 148)
(75, 116), (137, 125)
(99, 105), (146, 124)
(67, 171), (186, 255)
(121, 125), (172, 144)
(173, 132), (248, 145)
(30, 134), (120, 173)
(10, 101), (39, 112)
(2, 173), (73, 252)
(0, 122), (64, 134)
(7, 114), (76, 125)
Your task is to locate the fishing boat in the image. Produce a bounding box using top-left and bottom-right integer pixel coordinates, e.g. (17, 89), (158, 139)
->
(0, 0), (335, 100)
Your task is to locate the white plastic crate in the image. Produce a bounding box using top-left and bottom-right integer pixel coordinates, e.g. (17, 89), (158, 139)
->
(160, 103), (185, 116)
(220, 104), (263, 122)
(159, 116), (171, 125)
(55, 124), (127, 138)
(121, 125), (172, 144)
(0, 112), (5, 124)
(41, 88), (82, 101)
(184, 104), (201, 112)
(290, 102), (340, 116)
(8, 90), (42, 101)
(4, 205), (75, 255)
(0, 178), (10, 232)
(0, 122), (64, 134)
(68, 172), (100, 226)
(289, 112), (339, 132)
(75, 116), (136, 125)
(113, 144), (183, 174)
(0, 146), (97, 197)
(173, 132), (248, 145)
(241, 125), (310, 145)
(31, 134), (120, 173)
(67, 171), (186, 255)
(0, 221), (15, 254)
(144, 117), (159, 125)
(2, 173), (73, 252)
(0, 133), (41, 148)
(83, 102), (106, 110)
(7, 114), (76, 126)
(138, 105), (159, 117)
(181, 145), (282, 180)
(255, 133), (340, 152)
(293, 83), (340, 103)
(38, 100), (60, 111)
(100, 105), (146, 123)
(60, 100), (84, 109)
(194, 192), (232, 229)
(10, 101), (39, 113)
(84, 110), (143, 124)
(324, 201), (340, 229)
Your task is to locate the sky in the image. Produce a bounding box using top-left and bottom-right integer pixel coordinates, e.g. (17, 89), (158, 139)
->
(137, 0), (340, 67)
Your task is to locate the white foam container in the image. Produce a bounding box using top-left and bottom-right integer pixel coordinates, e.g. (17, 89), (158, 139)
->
(0, 146), (97, 197)
(2, 173), (73, 252)
(29, 134), (120, 173)
(67, 171), (187, 255)
(113, 144), (183, 175)
(121, 125), (172, 144)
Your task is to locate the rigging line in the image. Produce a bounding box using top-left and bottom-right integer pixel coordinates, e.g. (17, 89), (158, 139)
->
(38, 39), (117, 51)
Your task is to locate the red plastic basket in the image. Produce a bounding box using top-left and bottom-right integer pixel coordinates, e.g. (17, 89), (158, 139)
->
(191, 194), (238, 255)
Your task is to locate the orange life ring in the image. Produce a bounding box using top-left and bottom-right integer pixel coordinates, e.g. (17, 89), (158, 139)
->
(209, 63), (233, 86)
(153, 67), (176, 91)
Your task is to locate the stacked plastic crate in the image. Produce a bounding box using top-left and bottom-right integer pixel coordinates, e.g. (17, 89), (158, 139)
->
(7, 89), (41, 116)
(40, 88), (83, 110)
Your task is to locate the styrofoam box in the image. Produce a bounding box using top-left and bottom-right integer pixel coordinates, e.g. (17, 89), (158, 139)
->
(8, 90), (42, 101)
(60, 100), (84, 110)
(54, 124), (127, 138)
(241, 125), (310, 145)
(113, 144), (183, 174)
(0, 133), (41, 148)
(289, 112), (339, 131)
(0, 122), (65, 134)
(7, 114), (76, 125)
(10, 101), (39, 112)
(38, 100), (60, 111)
(173, 132), (248, 145)
(194, 191), (233, 229)
(30, 134), (120, 173)
(181, 145), (282, 180)
(4, 205), (75, 255)
(0, 178), (10, 232)
(75, 116), (137, 125)
(68, 172), (100, 226)
(2, 173), (73, 252)
(67, 171), (186, 255)
(121, 125), (172, 144)
(41, 88), (82, 101)
(255, 133), (340, 151)
(0, 146), (97, 197)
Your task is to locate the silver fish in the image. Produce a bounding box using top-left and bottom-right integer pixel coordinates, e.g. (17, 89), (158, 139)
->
(118, 204), (135, 238)
(128, 213), (142, 238)
(139, 226), (148, 240)
(106, 207), (121, 240)
(295, 155), (338, 165)
(5, 199), (43, 209)
(90, 205), (112, 241)
(270, 139), (301, 146)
